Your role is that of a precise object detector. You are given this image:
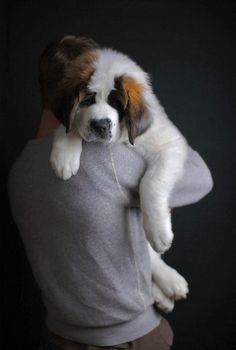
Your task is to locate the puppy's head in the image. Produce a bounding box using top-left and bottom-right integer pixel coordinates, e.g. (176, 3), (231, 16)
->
(39, 37), (152, 144)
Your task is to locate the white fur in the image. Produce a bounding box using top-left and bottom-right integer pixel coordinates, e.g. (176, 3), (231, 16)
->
(149, 242), (189, 312)
(50, 46), (189, 310)
(88, 48), (151, 93)
(50, 125), (82, 180)
(136, 114), (188, 253)
(152, 283), (175, 313)
(148, 243), (189, 301)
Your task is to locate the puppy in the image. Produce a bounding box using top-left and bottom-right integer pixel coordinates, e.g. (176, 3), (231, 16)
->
(39, 35), (189, 311)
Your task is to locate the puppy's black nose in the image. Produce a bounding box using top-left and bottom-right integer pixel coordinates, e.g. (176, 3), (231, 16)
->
(90, 118), (111, 136)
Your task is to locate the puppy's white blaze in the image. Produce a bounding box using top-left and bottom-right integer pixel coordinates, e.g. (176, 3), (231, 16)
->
(88, 48), (151, 96)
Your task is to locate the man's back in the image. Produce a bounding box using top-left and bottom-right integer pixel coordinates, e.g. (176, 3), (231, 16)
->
(8, 135), (161, 346)
(8, 134), (213, 346)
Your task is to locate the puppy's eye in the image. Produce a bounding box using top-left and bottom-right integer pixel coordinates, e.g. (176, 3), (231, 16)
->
(80, 93), (96, 107)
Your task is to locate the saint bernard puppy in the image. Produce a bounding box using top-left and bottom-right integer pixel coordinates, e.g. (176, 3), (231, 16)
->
(39, 35), (189, 311)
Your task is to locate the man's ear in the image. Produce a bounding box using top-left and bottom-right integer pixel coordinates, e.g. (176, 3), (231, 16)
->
(115, 75), (152, 145)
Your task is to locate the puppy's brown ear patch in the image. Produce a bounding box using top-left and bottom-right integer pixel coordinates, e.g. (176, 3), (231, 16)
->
(115, 75), (152, 144)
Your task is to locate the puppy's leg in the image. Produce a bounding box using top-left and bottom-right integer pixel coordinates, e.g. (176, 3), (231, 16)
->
(50, 124), (82, 180)
(140, 139), (187, 253)
(136, 108), (188, 254)
(148, 242), (189, 301)
(152, 282), (175, 313)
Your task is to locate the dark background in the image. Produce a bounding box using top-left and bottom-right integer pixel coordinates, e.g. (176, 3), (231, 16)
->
(1, 0), (236, 349)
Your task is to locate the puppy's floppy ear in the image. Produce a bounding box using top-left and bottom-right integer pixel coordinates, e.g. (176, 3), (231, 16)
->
(115, 75), (152, 145)
(52, 95), (80, 133)
(38, 35), (98, 132)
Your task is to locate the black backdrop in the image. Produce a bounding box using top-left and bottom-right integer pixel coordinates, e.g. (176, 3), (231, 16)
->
(2, 1), (236, 349)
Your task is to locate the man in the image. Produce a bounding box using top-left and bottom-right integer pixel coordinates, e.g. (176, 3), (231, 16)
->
(8, 109), (213, 349)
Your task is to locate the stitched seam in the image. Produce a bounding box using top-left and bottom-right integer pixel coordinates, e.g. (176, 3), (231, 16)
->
(127, 209), (146, 309)
(108, 144), (146, 308)
(108, 144), (129, 201)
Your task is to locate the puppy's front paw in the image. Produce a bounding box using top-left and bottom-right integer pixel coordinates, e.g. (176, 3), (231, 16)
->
(143, 213), (174, 254)
(152, 282), (175, 313)
(148, 231), (173, 255)
(50, 148), (81, 180)
(153, 266), (189, 301)
(50, 127), (82, 180)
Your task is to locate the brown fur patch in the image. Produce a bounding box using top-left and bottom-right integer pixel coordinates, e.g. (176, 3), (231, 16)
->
(122, 76), (145, 110)
(38, 36), (99, 130)
(56, 49), (98, 97)
(114, 75), (151, 144)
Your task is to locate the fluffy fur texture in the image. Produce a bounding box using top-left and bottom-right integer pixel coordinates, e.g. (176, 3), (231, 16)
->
(38, 35), (189, 311)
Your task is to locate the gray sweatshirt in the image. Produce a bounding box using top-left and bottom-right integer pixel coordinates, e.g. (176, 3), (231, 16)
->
(8, 135), (213, 346)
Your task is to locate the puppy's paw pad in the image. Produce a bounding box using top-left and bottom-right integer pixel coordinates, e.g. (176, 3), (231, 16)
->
(154, 268), (189, 301)
(168, 274), (189, 300)
(145, 227), (174, 254)
(50, 152), (80, 180)
(152, 283), (175, 313)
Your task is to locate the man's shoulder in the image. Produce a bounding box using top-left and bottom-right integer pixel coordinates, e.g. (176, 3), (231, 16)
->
(79, 141), (147, 193)
(81, 139), (147, 170)
(11, 134), (146, 168)
(8, 135), (147, 190)
(9, 135), (52, 179)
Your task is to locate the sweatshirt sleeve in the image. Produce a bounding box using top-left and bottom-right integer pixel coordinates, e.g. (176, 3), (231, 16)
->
(169, 146), (213, 208)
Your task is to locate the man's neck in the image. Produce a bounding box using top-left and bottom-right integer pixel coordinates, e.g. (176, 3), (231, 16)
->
(36, 110), (60, 139)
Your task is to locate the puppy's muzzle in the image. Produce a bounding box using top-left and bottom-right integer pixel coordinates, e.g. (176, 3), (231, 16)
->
(90, 118), (111, 139)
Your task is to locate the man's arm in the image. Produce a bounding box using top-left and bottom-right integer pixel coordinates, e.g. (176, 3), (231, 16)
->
(130, 145), (213, 208)
(169, 146), (213, 208)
